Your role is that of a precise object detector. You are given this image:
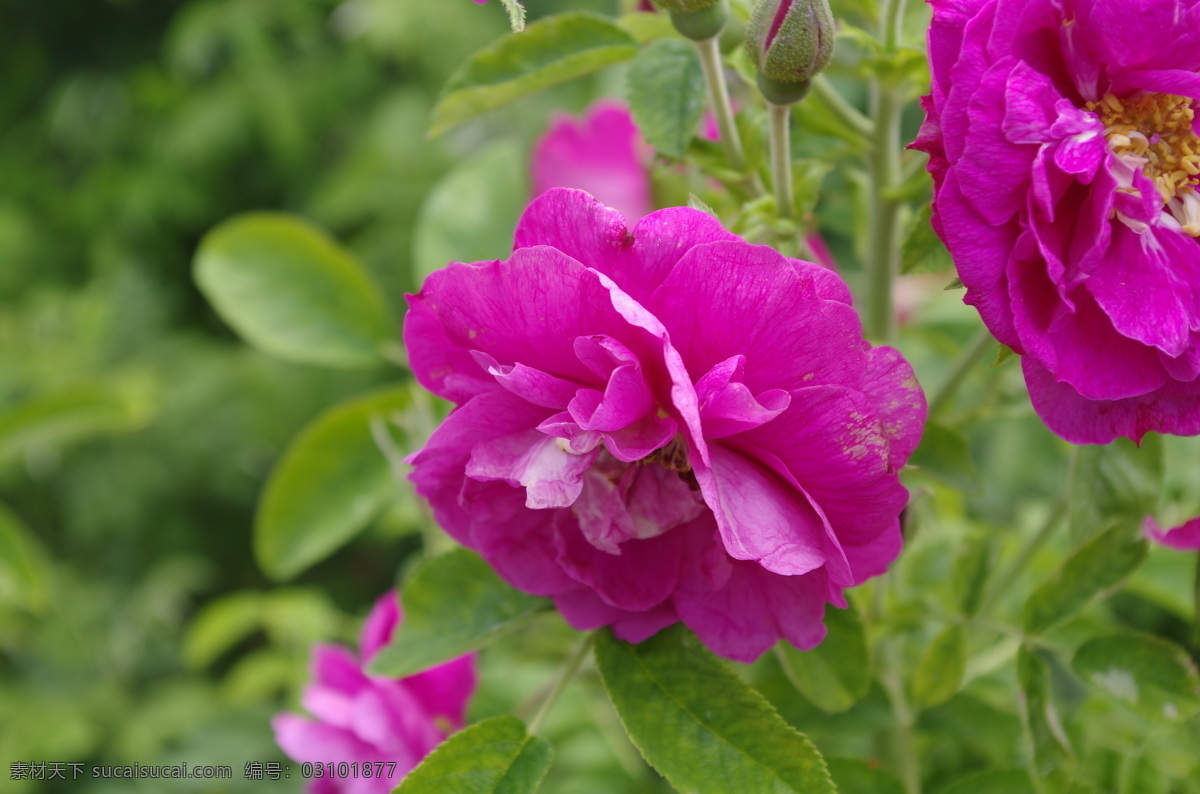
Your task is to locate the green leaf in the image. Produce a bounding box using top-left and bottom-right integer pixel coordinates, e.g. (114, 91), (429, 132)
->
(369, 549), (550, 678)
(429, 13), (637, 137)
(1119, 753), (1169, 794)
(396, 716), (553, 794)
(993, 344), (1016, 367)
(255, 386), (410, 580)
(776, 604), (870, 714)
(0, 381), (155, 466)
(909, 422), (980, 492)
(412, 140), (526, 286)
(941, 770), (1036, 794)
(901, 204), (952, 275)
(911, 624), (967, 708)
(183, 591), (267, 670)
(625, 38), (706, 159)
(616, 11), (678, 44)
(0, 502), (51, 611)
(194, 213), (395, 369)
(595, 625), (836, 794)
(951, 531), (997, 618)
(1068, 435), (1163, 544)
(1022, 524), (1149, 635)
(791, 159), (832, 218)
(1017, 646), (1074, 786)
(826, 758), (905, 794)
(1071, 632), (1200, 723)
(687, 193), (718, 217)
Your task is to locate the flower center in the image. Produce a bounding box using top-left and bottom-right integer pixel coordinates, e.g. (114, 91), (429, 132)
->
(638, 436), (691, 472)
(1087, 92), (1200, 236)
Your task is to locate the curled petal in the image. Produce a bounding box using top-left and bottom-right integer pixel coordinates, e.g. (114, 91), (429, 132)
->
(1143, 515), (1200, 551)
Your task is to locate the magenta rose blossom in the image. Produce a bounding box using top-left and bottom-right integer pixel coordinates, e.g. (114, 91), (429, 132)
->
(1144, 515), (1200, 551)
(405, 188), (926, 662)
(532, 100), (652, 223)
(914, 0), (1200, 444)
(272, 592), (476, 793)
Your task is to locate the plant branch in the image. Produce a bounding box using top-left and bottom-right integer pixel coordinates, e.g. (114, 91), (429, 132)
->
(529, 632), (596, 735)
(928, 326), (995, 419)
(811, 75), (873, 139)
(879, 639), (922, 794)
(864, 80), (904, 342)
(1193, 552), (1200, 650)
(978, 497), (1068, 617)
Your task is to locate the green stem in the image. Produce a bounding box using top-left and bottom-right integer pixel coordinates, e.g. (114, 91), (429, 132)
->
(529, 633), (596, 735)
(978, 498), (1068, 617)
(811, 75), (873, 139)
(768, 103), (794, 218)
(880, 0), (909, 49)
(880, 640), (921, 794)
(863, 0), (912, 342)
(695, 36), (764, 194)
(865, 82), (904, 342)
(928, 327), (995, 419)
(1192, 552), (1200, 650)
(696, 35), (745, 170)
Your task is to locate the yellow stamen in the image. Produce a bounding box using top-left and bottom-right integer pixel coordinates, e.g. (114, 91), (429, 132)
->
(1086, 92), (1200, 237)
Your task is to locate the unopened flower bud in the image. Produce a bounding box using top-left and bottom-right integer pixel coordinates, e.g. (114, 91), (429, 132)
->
(746, 0), (835, 104)
(650, 0), (729, 41)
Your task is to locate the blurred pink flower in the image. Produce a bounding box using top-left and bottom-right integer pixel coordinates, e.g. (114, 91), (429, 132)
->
(532, 100), (653, 222)
(405, 188), (926, 663)
(1144, 515), (1200, 551)
(272, 592), (476, 794)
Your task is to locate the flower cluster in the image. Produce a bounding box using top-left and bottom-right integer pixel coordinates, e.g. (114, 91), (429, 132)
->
(405, 188), (925, 662)
(914, 0), (1200, 444)
(273, 593), (476, 793)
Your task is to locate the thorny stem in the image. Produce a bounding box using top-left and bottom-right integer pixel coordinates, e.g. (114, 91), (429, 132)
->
(529, 633), (596, 735)
(928, 327), (996, 419)
(695, 36), (765, 194)
(768, 103), (794, 218)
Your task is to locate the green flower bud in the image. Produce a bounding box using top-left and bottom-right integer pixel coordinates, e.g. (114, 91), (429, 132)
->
(651, 0), (729, 41)
(746, 0), (835, 104)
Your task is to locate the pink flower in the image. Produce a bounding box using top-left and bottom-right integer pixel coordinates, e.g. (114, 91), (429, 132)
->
(1144, 515), (1200, 551)
(913, 0), (1200, 444)
(272, 592), (476, 794)
(405, 188), (926, 663)
(532, 101), (653, 223)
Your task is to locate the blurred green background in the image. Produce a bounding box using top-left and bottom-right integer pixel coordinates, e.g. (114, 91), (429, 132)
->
(4, 1), (1200, 792)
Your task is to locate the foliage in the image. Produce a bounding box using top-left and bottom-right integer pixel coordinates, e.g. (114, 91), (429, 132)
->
(4, 0), (1200, 793)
